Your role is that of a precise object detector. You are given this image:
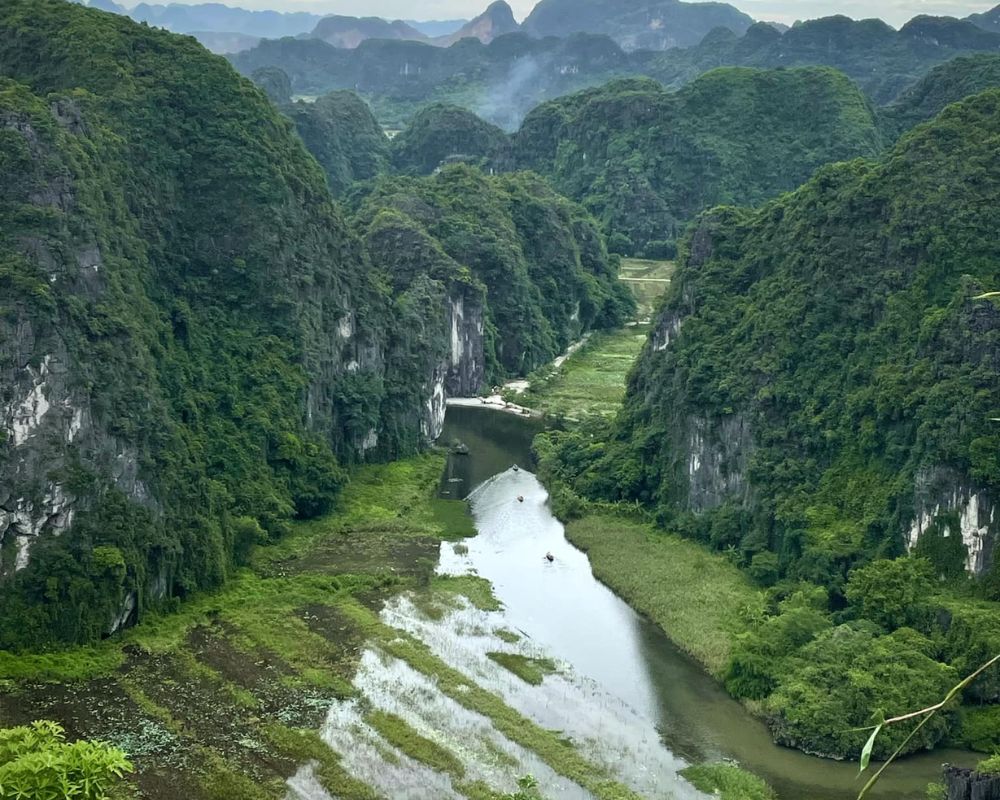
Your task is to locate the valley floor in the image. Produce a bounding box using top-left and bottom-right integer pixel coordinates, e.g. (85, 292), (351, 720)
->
(0, 456), (658, 800)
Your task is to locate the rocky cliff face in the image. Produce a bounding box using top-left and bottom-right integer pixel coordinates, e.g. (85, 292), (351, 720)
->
(908, 468), (998, 575)
(611, 90), (1000, 583)
(0, 1), (498, 648)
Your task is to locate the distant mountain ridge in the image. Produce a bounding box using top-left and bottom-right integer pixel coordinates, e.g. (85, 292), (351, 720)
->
(94, 1), (322, 37)
(967, 4), (1000, 33)
(307, 2), (519, 49)
(88, 0), (757, 53)
(647, 14), (1000, 103)
(309, 16), (427, 49)
(436, 1), (521, 46)
(523, 0), (754, 49)
(405, 19), (468, 38)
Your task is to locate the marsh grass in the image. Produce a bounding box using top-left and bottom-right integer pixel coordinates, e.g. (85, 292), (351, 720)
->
(520, 328), (652, 419)
(431, 575), (503, 612)
(364, 709), (466, 779)
(431, 498), (478, 540)
(486, 653), (558, 686)
(680, 763), (776, 800)
(566, 515), (764, 677)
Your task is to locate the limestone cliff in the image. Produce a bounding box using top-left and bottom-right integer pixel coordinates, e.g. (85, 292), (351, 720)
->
(0, 2), (484, 647)
(610, 91), (1000, 584)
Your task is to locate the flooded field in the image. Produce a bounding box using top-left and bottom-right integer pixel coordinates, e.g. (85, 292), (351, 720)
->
(425, 407), (976, 800)
(0, 410), (974, 800)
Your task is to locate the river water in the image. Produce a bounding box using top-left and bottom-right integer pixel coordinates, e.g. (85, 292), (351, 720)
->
(434, 405), (975, 800)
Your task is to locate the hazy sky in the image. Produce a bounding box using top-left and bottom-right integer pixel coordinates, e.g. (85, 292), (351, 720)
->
(146, 0), (998, 27)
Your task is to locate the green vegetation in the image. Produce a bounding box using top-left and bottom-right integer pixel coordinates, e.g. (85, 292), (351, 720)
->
(882, 54), (1000, 137)
(618, 259), (675, 319)
(519, 327), (652, 420)
(647, 16), (1000, 105)
(232, 32), (635, 130)
(0, 455), (648, 799)
(0, 0), (429, 650)
(0, 0), (632, 650)
(680, 762), (776, 800)
(285, 90), (390, 195)
(365, 710), (466, 779)
(536, 88), (1000, 759)
(486, 653), (558, 685)
(232, 9), (1000, 132)
(561, 514), (763, 677)
(514, 68), (884, 254)
(390, 104), (512, 175)
(0, 721), (132, 800)
(959, 705), (1000, 751)
(432, 575), (502, 612)
(354, 166), (635, 380)
(980, 754), (1000, 773)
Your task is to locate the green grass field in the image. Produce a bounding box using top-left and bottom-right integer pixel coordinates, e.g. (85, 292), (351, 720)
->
(565, 515), (764, 678)
(519, 327), (651, 419)
(618, 259), (675, 319)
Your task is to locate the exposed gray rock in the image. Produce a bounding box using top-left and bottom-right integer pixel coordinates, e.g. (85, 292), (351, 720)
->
(907, 466), (997, 575)
(685, 414), (753, 513)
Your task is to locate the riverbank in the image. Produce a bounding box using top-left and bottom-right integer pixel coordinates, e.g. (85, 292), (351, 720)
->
(0, 454), (657, 800)
(565, 515), (763, 680)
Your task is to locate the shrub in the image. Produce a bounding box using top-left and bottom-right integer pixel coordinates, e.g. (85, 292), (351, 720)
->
(0, 720), (132, 800)
(845, 557), (936, 632)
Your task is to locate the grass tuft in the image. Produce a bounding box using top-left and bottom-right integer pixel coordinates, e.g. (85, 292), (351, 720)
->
(486, 653), (557, 686)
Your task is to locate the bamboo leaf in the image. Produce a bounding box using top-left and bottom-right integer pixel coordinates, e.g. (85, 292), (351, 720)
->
(860, 724), (882, 775)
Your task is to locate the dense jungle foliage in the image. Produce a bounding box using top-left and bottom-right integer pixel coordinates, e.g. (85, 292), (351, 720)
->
(389, 104), (512, 176)
(0, 1), (627, 649)
(535, 89), (1000, 759)
(646, 16), (1000, 104)
(284, 89), (391, 196)
(269, 55), (1000, 260)
(350, 166), (635, 380)
(514, 67), (885, 255)
(0, 0), (397, 649)
(881, 53), (1000, 138)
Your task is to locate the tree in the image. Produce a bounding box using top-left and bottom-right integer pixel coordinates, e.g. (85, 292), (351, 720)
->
(846, 557), (936, 631)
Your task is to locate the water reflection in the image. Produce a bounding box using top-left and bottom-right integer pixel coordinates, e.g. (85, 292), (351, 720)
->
(439, 406), (545, 500)
(439, 406), (975, 800)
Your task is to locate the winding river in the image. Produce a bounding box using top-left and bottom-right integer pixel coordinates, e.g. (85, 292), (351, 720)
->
(436, 405), (975, 800)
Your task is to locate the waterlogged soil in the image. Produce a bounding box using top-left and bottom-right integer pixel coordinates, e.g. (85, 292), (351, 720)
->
(0, 421), (976, 800)
(439, 407), (978, 800)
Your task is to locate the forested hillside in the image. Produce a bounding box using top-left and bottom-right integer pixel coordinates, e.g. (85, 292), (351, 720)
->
(514, 68), (884, 255)
(647, 16), (1000, 103)
(284, 90), (391, 195)
(881, 53), (1000, 137)
(231, 10), (1000, 130)
(231, 32), (640, 130)
(538, 88), (1000, 759)
(389, 104), (512, 175)
(0, 0), (627, 649)
(352, 167), (634, 381)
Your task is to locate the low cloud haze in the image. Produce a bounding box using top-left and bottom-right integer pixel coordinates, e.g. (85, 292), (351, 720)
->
(119, 0), (997, 27)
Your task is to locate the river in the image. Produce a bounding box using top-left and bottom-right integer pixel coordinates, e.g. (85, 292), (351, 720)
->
(433, 405), (975, 800)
